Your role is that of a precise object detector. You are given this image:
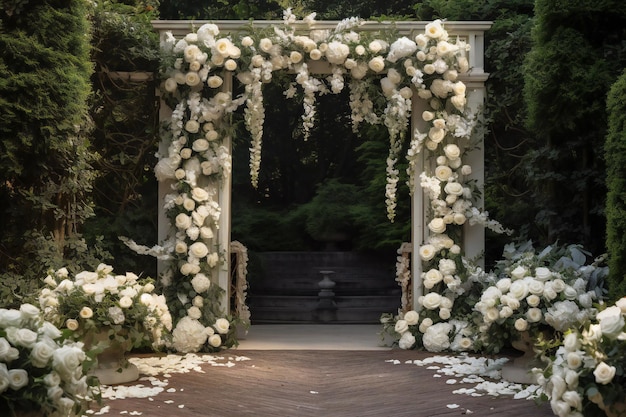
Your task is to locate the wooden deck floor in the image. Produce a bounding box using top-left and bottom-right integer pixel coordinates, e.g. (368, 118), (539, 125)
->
(93, 350), (555, 417)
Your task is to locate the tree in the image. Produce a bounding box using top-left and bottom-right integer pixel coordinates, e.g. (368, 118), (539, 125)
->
(524, 0), (626, 256)
(605, 69), (626, 301)
(0, 0), (98, 306)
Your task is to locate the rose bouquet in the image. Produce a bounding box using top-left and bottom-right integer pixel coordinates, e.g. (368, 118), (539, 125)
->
(0, 304), (96, 417)
(535, 297), (626, 417)
(39, 264), (172, 352)
(474, 241), (605, 354)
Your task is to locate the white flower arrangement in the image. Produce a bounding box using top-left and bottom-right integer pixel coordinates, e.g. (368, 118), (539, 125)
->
(474, 242), (604, 354)
(157, 10), (498, 352)
(535, 297), (626, 417)
(39, 264), (172, 351)
(0, 304), (96, 416)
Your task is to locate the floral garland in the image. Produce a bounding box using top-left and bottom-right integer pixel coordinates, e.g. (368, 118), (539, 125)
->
(156, 10), (485, 352)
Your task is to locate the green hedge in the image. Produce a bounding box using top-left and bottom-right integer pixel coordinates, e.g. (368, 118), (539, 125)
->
(605, 69), (626, 301)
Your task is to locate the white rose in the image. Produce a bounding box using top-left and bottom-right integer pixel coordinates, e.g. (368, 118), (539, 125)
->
(52, 345), (86, 381)
(30, 341), (55, 368)
(175, 213), (192, 230)
(214, 318), (230, 334)
(8, 369), (28, 390)
(510, 265), (528, 280)
(514, 318), (529, 331)
(424, 20), (445, 40)
(208, 334), (222, 348)
(175, 241), (188, 254)
(527, 279), (544, 295)
(394, 319), (409, 334)
(367, 56), (385, 73)
(563, 285), (579, 300)
(404, 311), (419, 326)
(207, 252), (219, 268)
(443, 182), (464, 196)
(453, 213), (466, 225)
(368, 40), (383, 53)
(435, 165), (452, 181)
(509, 280), (529, 300)
(180, 263), (201, 276)
(451, 95), (466, 111)
(421, 292), (441, 310)
(185, 71), (201, 87)
(164, 77), (178, 93)
(289, 50), (303, 64)
(526, 307), (543, 323)
(207, 75), (223, 88)
(191, 187), (209, 202)
(79, 307), (93, 319)
(499, 306), (513, 319)
(187, 306), (202, 320)
(224, 59), (237, 71)
(533, 267), (552, 281)
(119, 296), (133, 308)
(593, 361), (616, 385)
(597, 306), (625, 339)
(443, 144), (461, 160)
(428, 127), (445, 143)
(65, 319), (79, 331)
(428, 218), (446, 234)
(309, 49), (322, 60)
(6, 327), (38, 349)
(526, 294), (541, 307)
(563, 332), (581, 351)
(184, 120), (200, 134)
(419, 244), (437, 261)
(616, 297), (626, 313)
(566, 352), (583, 369)
(496, 278), (512, 292)
(241, 36), (253, 47)
(189, 242), (209, 259)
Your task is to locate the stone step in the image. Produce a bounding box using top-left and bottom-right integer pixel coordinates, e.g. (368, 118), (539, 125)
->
(249, 295), (401, 324)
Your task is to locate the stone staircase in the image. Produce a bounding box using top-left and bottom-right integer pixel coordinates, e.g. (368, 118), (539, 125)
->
(247, 252), (401, 323)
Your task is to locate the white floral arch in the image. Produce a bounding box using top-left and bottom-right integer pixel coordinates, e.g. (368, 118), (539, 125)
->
(149, 12), (492, 352)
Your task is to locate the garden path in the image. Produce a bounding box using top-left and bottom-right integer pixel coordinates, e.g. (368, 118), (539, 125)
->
(92, 325), (555, 417)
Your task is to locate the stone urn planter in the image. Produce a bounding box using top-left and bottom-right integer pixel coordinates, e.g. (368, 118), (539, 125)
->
(501, 331), (543, 384)
(87, 329), (139, 385)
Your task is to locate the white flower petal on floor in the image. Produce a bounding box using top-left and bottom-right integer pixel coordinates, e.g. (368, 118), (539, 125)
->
(388, 353), (545, 400)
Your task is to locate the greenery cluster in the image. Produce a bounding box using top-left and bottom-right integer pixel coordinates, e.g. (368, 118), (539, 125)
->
(523, 0), (626, 256)
(0, 0), (99, 307)
(86, 0), (161, 278)
(605, 70), (626, 301)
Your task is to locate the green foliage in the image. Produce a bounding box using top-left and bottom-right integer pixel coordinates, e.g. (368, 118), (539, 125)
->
(0, 0), (100, 304)
(522, 0), (626, 256)
(86, 0), (161, 277)
(159, 0), (283, 20)
(605, 69), (626, 301)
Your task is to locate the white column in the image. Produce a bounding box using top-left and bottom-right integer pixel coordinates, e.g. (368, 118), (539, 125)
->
(462, 85), (486, 266)
(410, 97), (431, 310)
(217, 72), (234, 311)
